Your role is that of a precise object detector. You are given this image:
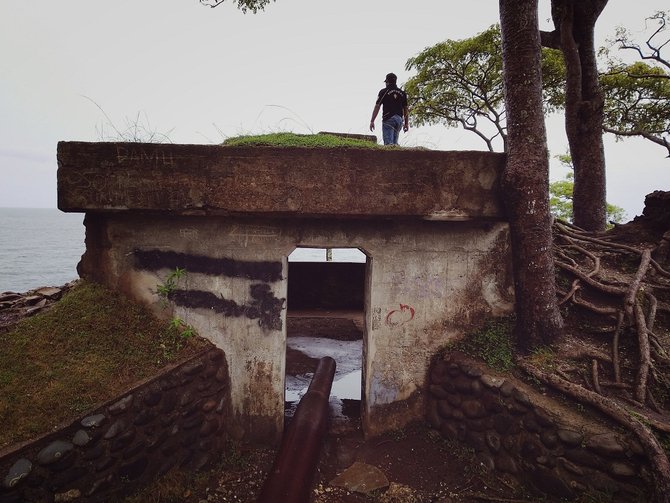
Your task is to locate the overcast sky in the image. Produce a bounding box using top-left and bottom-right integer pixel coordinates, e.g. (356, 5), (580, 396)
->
(1, 0), (668, 218)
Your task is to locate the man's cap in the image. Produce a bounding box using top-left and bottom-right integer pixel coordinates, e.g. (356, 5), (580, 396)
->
(384, 73), (397, 83)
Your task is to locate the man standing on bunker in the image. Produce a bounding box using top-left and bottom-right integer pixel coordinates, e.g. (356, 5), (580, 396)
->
(369, 72), (409, 145)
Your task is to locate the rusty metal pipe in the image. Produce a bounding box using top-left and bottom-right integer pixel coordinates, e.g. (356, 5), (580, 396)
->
(258, 356), (336, 503)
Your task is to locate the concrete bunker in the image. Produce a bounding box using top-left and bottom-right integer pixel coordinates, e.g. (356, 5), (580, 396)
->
(57, 141), (515, 444)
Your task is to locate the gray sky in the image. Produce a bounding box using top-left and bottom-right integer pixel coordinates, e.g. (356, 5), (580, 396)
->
(1, 0), (668, 218)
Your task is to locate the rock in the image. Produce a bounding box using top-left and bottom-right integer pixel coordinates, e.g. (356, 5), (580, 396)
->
(108, 395), (133, 415)
(486, 432), (501, 452)
(642, 190), (670, 230)
(72, 429), (91, 446)
(480, 374), (504, 389)
(81, 413), (106, 428)
(585, 433), (625, 457)
(0, 293), (22, 303)
(37, 440), (74, 465)
(3, 458), (32, 488)
(21, 295), (44, 306)
(609, 461), (637, 477)
(461, 400), (487, 419)
(330, 461), (389, 495)
(103, 419), (127, 439)
(33, 287), (62, 299)
(25, 298), (47, 315)
(500, 380), (515, 397)
(557, 429), (583, 447)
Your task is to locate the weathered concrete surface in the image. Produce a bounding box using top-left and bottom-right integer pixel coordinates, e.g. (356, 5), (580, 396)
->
(57, 142), (505, 220)
(77, 214), (514, 441)
(58, 142), (514, 442)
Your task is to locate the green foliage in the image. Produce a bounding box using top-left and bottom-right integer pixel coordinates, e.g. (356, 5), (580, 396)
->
(529, 346), (557, 370)
(550, 171), (575, 222)
(156, 269), (198, 359)
(156, 267), (187, 303)
(455, 318), (515, 371)
(159, 318), (198, 363)
(600, 61), (670, 141)
(222, 132), (382, 149)
(404, 24), (565, 151)
(599, 10), (670, 154)
(404, 16), (669, 156)
(172, 318), (196, 339)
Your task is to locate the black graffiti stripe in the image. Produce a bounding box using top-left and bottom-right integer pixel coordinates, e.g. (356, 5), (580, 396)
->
(169, 288), (284, 331)
(134, 249), (282, 282)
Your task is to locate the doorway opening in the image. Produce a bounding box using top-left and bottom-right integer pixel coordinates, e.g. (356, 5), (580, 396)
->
(284, 247), (367, 431)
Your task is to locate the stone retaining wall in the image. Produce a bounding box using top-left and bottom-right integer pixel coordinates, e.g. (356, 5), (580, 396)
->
(427, 351), (651, 501)
(0, 347), (230, 502)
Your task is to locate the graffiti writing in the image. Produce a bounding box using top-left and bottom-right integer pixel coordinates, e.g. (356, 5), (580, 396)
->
(385, 304), (415, 327)
(134, 249), (282, 282)
(169, 284), (284, 331)
(179, 228), (199, 240)
(371, 307), (382, 330)
(228, 225), (279, 247)
(116, 146), (175, 168)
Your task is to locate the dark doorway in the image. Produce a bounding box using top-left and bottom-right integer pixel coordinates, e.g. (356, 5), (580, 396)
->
(284, 247), (367, 431)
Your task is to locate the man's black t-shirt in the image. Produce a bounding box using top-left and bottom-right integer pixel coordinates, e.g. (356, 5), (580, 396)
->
(376, 85), (407, 121)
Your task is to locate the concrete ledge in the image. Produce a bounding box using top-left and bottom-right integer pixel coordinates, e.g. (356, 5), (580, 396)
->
(57, 142), (506, 220)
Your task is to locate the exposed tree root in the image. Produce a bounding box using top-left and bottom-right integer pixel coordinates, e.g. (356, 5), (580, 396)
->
(519, 360), (670, 503)
(518, 221), (670, 498)
(551, 222), (669, 405)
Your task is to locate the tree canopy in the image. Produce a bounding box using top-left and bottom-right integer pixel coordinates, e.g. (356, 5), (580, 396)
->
(404, 11), (669, 232)
(601, 11), (670, 156)
(404, 25), (564, 152)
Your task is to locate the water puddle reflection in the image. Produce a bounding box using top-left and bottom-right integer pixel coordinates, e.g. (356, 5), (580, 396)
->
(285, 336), (362, 421)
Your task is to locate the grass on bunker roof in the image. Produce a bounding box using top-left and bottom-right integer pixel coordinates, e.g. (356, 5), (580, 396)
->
(222, 131), (385, 148)
(0, 280), (210, 451)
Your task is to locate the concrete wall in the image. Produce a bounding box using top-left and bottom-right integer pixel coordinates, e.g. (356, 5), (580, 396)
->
(78, 214), (514, 440)
(58, 142), (514, 442)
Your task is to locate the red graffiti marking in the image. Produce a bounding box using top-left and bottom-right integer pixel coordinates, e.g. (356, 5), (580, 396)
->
(385, 304), (415, 327)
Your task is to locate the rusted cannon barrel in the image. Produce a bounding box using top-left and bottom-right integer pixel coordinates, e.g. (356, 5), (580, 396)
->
(258, 356), (336, 503)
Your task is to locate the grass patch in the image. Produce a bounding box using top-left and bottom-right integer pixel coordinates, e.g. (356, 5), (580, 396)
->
(0, 280), (209, 450)
(453, 317), (515, 371)
(222, 132), (383, 149)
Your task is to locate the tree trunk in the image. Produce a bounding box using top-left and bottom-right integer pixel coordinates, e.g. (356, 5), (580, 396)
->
(499, 0), (563, 351)
(551, 0), (608, 231)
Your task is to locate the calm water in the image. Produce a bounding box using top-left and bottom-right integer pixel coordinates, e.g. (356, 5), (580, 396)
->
(0, 208), (85, 293)
(0, 208), (366, 293)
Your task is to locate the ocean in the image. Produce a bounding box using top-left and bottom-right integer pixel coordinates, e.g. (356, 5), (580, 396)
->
(0, 208), (85, 293)
(0, 208), (365, 293)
